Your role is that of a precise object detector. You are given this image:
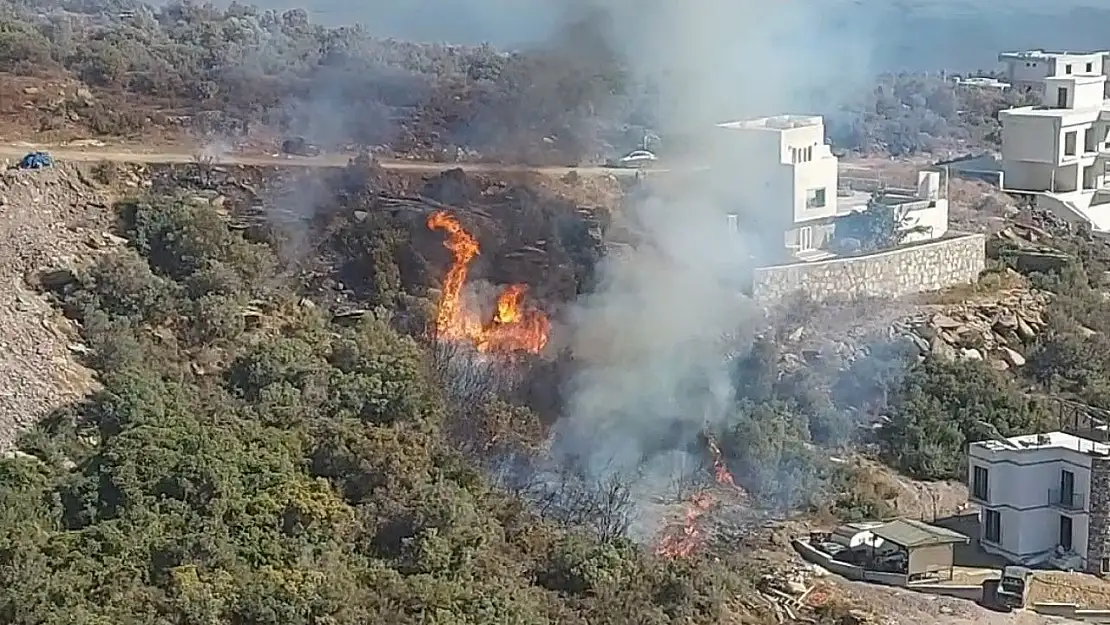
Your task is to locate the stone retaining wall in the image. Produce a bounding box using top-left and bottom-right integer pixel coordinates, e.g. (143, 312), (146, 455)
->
(1087, 457), (1110, 576)
(753, 233), (986, 302)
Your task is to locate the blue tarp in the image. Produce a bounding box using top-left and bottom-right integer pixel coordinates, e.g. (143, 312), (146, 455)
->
(18, 152), (54, 169)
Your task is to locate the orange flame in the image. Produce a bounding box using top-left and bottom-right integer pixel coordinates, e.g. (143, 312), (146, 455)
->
(427, 211), (550, 354)
(707, 435), (738, 490)
(656, 491), (714, 558)
(655, 434), (746, 559)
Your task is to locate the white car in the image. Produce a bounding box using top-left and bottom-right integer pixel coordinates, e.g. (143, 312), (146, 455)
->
(609, 150), (657, 168)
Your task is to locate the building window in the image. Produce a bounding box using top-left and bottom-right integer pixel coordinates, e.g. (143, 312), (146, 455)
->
(1066, 64), (1073, 74)
(1088, 62), (1095, 73)
(1065, 130), (1078, 156)
(798, 226), (813, 251)
(806, 187), (827, 209)
(1061, 469), (1076, 504)
(984, 509), (1001, 543)
(972, 466), (989, 501)
(805, 146), (813, 161)
(1059, 87), (1070, 109)
(790, 147), (797, 164)
(1060, 515), (1074, 551)
(1101, 558), (1110, 574)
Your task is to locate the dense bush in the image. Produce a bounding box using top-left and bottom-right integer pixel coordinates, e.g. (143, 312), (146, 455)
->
(827, 73), (1040, 155)
(1, 0), (640, 163)
(0, 195), (760, 624)
(2, 1), (1037, 160)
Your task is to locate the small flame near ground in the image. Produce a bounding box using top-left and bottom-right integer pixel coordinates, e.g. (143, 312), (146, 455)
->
(655, 434), (746, 559)
(427, 211), (551, 354)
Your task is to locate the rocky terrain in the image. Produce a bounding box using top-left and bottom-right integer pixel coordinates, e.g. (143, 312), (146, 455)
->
(778, 283), (1049, 371)
(0, 163), (120, 449)
(895, 286), (1049, 370)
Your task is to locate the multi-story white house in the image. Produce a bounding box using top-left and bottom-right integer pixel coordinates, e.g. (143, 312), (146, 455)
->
(998, 69), (1110, 231)
(717, 115), (841, 261)
(968, 431), (1110, 574)
(999, 50), (1110, 97)
(716, 115), (948, 262)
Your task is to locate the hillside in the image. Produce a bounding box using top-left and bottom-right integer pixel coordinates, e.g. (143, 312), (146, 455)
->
(6, 1), (1110, 623)
(0, 149), (1104, 622)
(0, 0), (1054, 162)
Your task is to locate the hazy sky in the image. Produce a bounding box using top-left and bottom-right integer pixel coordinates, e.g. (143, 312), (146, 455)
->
(213, 0), (1110, 72)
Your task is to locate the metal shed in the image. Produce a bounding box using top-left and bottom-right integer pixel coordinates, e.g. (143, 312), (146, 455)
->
(870, 518), (970, 582)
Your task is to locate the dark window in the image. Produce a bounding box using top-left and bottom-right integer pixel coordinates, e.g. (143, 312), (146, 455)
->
(1059, 87), (1070, 109)
(1060, 515), (1074, 551)
(1066, 64), (1073, 74)
(984, 509), (1001, 543)
(972, 466), (989, 500)
(1088, 62), (1094, 73)
(1101, 557), (1109, 574)
(1061, 469), (1075, 501)
(806, 187), (827, 209)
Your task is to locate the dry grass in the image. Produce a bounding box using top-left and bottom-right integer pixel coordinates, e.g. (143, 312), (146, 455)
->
(1028, 571), (1110, 607)
(909, 268), (1027, 305)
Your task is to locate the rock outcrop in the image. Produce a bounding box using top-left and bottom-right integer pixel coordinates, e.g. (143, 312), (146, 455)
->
(892, 288), (1050, 370)
(778, 288), (1052, 373)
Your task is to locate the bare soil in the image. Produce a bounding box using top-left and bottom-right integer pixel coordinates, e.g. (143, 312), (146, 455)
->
(0, 164), (116, 449)
(829, 578), (1084, 624)
(1029, 571), (1110, 607)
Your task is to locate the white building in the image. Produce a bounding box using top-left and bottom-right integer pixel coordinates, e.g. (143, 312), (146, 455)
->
(717, 115), (841, 261)
(968, 431), (1110, 572)
(999, 50), (1110, 97)
(717, 114), (948, 262)
(998, 70), (1110, 231)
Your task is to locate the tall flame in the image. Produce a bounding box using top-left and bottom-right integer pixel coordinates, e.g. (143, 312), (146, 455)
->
(426, 211), (550, 353)
(707, 435), (739, 490)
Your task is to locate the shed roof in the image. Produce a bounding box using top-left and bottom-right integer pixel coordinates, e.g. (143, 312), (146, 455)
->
(871, 519), (969, 549)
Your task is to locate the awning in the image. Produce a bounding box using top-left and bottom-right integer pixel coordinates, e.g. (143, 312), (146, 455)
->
(870, 519), (969, 549)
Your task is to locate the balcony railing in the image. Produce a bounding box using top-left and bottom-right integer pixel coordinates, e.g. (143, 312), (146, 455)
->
(1049, 488), (1086, 511)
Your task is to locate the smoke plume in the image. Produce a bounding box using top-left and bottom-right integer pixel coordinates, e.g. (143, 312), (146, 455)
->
(542, 0), (877, 527)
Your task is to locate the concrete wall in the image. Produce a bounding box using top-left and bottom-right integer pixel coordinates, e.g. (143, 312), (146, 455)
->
(793, 539), (982, 601)
(752, 233), (985, 302)
(793, 539), (906, 585)
(1002, 113), (1059, 163)
(901, 200), (949, 243)
(906, 583), (984, 602)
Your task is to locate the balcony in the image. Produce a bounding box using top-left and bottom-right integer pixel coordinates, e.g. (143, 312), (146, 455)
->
(1049, 488), (1086, 511)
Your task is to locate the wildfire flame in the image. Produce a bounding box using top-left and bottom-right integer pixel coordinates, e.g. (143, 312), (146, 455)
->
(426, 211), (551, 353)
(655, 434), (745, 559)
(655, 491), (714, 558)
(707, 435), (738, 490)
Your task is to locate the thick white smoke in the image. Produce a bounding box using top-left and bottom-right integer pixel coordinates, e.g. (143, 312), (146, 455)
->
(546, 0), (876, 520)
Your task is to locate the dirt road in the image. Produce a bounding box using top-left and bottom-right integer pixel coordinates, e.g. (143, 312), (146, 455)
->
(0, 143), (647, 176)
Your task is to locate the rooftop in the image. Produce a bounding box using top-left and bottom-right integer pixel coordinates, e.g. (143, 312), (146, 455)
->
(1044, 73), (1106, 83)
(870, 519), (969, 549)
(1000, 50), (1108, 60)
(1000, 101), (1110, 117)
(717, 115), (822, 131)
(972, 431), (1110, 456)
